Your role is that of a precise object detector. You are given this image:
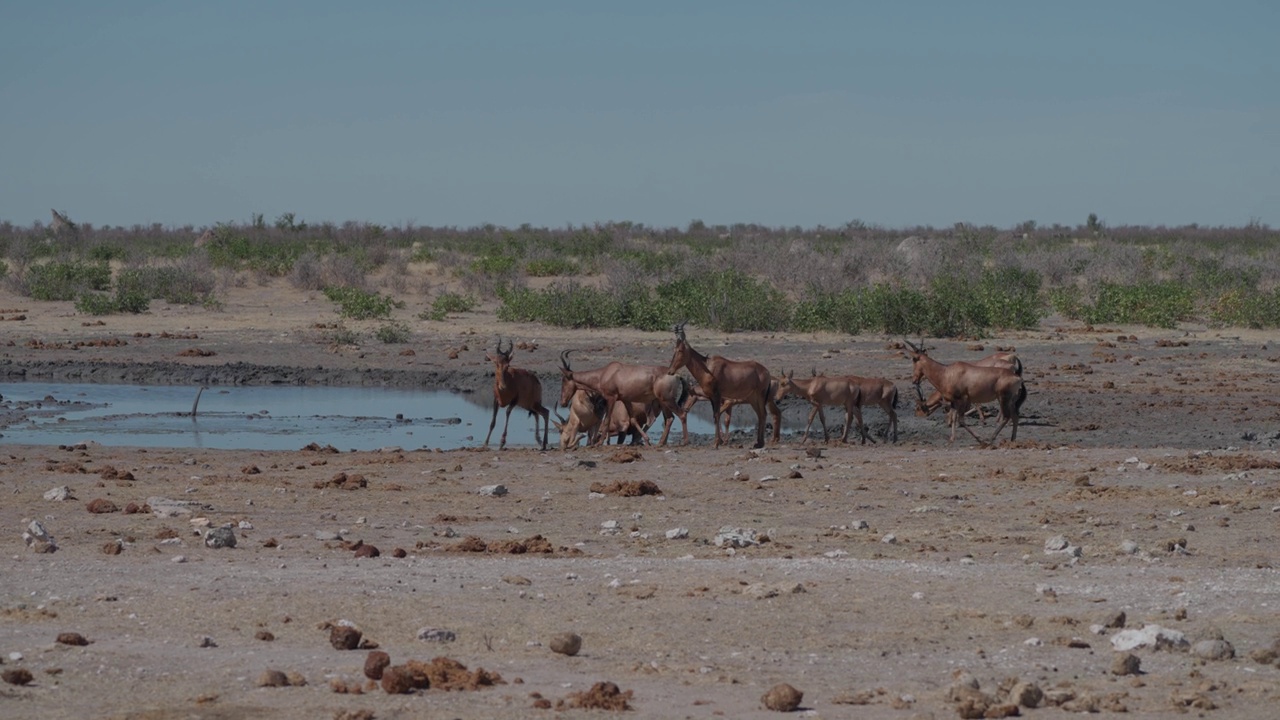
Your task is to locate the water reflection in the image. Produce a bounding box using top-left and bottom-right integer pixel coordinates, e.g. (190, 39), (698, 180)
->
(0, 382), (723, 451)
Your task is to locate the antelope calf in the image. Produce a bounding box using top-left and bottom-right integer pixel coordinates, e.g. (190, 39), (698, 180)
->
(483, 338), (550, 450)
(775, 371), (869, 444)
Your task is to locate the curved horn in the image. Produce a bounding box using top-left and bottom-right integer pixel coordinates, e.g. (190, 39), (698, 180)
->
(903, 337), (922, 353)
(559, 348), (573, 371)
(499, 337), (513, 357)
(673, 319), (688, 340)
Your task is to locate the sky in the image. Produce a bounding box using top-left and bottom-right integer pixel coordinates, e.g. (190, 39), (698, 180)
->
(1, 1), (1276, 231)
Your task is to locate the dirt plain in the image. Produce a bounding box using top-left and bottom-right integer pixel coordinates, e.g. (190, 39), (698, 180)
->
(2, 278), (1280, 720)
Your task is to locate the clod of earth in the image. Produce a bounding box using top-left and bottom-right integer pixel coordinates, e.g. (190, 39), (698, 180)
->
(557, 681), (632, 710)
(329, 626), (362, 650)
(56, 632), (89, 646)
(761, 682), (803, 711)
(549, 632), (582, 656)
(588, 479), (662, 496)
(363, 651), (391, 680)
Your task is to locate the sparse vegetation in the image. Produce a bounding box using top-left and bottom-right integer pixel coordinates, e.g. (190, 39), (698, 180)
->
(2, 215), (1277, 333)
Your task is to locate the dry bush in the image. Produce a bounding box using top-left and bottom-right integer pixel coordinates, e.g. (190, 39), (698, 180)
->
(324, 254), (368, 290)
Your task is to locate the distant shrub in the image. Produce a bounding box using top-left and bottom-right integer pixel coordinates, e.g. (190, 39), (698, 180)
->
(374, 321), (411, 343)
(1081, 282), (1194, 329)
(88, 244), (129, 263)
(497, 282), (624, 328)
(1208, 288), (1280, 328)
(421, 292), (477, 321)
(74, 292), (122, 315)
(116, 266), (214, 305)
(26, 261), (112, 300)
(322, 286), (401, 320)
(524, 257), (577, 277)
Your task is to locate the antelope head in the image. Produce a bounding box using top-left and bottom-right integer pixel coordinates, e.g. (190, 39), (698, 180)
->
(557, 349), (577, 407)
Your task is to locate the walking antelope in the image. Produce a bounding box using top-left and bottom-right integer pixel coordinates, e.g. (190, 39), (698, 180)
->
(843, 374), (901, 442)
(557, 350), (689, 446)
(775, 371), (869, 444)
(903, 340), (1025, 446)
(483, 338), (550, 450)
(667, 321), (778, 448)
(916, 351), (1022, 423)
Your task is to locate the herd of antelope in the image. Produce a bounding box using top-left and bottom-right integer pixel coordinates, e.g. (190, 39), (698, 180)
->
(482, 323), (1027, 451)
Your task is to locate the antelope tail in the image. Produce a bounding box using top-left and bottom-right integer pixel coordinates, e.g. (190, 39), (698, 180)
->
(676, 375), (690, 409)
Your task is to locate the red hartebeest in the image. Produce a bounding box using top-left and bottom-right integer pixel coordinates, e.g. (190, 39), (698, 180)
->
(483, 338), (550, 450)
(667, 321), (778, 448)
(557, 350), (689, 446)
(842, 374), (900, 442)
(903, 339), (1026, 446)
(553, 390), (655, 449)
(775, 371), (869, 444)
(682, 379), (781, 435)
(916, 351), (1022, 423)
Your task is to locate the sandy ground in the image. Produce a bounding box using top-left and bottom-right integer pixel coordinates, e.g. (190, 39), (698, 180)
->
(2, 279), (1280, 719)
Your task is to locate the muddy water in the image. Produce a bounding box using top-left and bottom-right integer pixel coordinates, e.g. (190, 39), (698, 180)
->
(0, 382), (725, 451)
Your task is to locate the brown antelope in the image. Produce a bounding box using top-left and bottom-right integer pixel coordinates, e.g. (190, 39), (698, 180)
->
(903, 339), (1026, 446)
(775, 371), (869, 444)
(552, 388), (608, 449)
(843, 374), (900, 442)
(667, 321), (779, 448)
(483, 338), (550, 450)
(916, 351), (1022, 423)
(557, 350), (689, 446)
(681, 378), (781, 435)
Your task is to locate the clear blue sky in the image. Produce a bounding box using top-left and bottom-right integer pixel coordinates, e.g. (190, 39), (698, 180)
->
(2, 1), (1275, 230)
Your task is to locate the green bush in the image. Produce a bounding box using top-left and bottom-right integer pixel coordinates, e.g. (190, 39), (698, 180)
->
(27, 261), (112, 300)
(1209, 288), (1280, 328)
(374, 321), (411, 343)
(497, 282), (624, 328)
(469, 254), (518, 276)
(1082, 281), (1193, 329)
(524, 257), (577, 277)
(74, 292), (120, 315)
(116, 266), (213, 305)
(322, 286), (401, 320)
(421, 291), (477, 321)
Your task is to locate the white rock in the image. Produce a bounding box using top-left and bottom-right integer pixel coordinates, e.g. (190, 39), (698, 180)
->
(478, 484), (508, 496)
(43, 486), (72, 501)
(665, 528), (689, 540)
(1110, 624), (1189, 651)
(1119, 540), (1140, 555)
(881, 534), (897, 544)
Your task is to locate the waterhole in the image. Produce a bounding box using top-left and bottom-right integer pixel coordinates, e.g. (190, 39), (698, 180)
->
(0, 382), (728, 451)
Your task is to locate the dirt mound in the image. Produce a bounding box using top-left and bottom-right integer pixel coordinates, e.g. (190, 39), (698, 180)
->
(589, 479), (662, 496)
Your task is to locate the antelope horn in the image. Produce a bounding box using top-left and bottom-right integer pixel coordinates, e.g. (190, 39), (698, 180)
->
(913, 382), (926, 403)
(903, 337), (921, 353)
(559, 348), (573, 370)
(673, 319), (688, 340)
(500, 337), (513, 357)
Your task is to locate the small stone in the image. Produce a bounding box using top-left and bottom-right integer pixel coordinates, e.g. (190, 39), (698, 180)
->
(86, 498), (119, 514)
(330, 626), (362, 650)
(197, 636), (217, 648)
(204, 526), (237, 549)
(101, 541), (122, 555)
(478, 484), (508, 496)
(1111, 652), (1141, 676)
(761, 682), (803, 711)
(1192, 638), (1235, 661)
(255, 630), (275, 642)
(391, 548), (407, 558)
(549, 632), (583, 656)
(1099, 610), (1127, 629)
(284, 671), (306, 687)
(353, 544), (380, 558)
(56, 632), (89, 646)
(43, 486), (72, 501)
(1008, 681), (1043, 708)
(380, 665), (428, 694)
(2, 668), (34, 686)
(665, 527), (689, 540)
(364, 651), (391, 680)
(257, 669), (290, 687)
(416, 627), (457, 643)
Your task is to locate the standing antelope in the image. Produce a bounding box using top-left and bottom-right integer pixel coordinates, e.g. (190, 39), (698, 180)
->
(557, 350), (689, 446)
(483, 338), (550, 450)
(667, 321), (779, 449)
(775, 371), (869, 444)
(683, 378), (781, 435)
(843, 374), (900, 442)
(903, 339), (1026, 447)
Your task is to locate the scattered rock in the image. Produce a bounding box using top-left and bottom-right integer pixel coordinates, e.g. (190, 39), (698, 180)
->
(665, 527), (689, 540)
(478, 484), (507, 496)
(2, 668), (33, 686)
(557, 681), (632, 710)
(23, 519), (58, 553)
(363, 651), (391, 680)
(1111, 652), (1142, 675)
(761, 682), (803, 711)
(43, 486), (72, 501)
(549, 632), (582, 656)
(380, 664), (428, 694)
(588, 479), (661, 496)
(1191, 638), (1235, 661)
(391, 547), (407, 558)
(196, 636), (217, 648)
(416, 627), (457, 643)
(1099, 610), (1127, 629)
(86, 498), (119, 514)
(101, 540), (122, 555)
(330, 626), (363, 650)
(1110, 624), (1189, 651)
(353, 544), (380, 558)
(715, 526), (765, 548)
(204, 526), (237, 549)
(256, 669), (290, 687)
(1008, 680), (1043, 708)
(56, 632), (89, 646)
